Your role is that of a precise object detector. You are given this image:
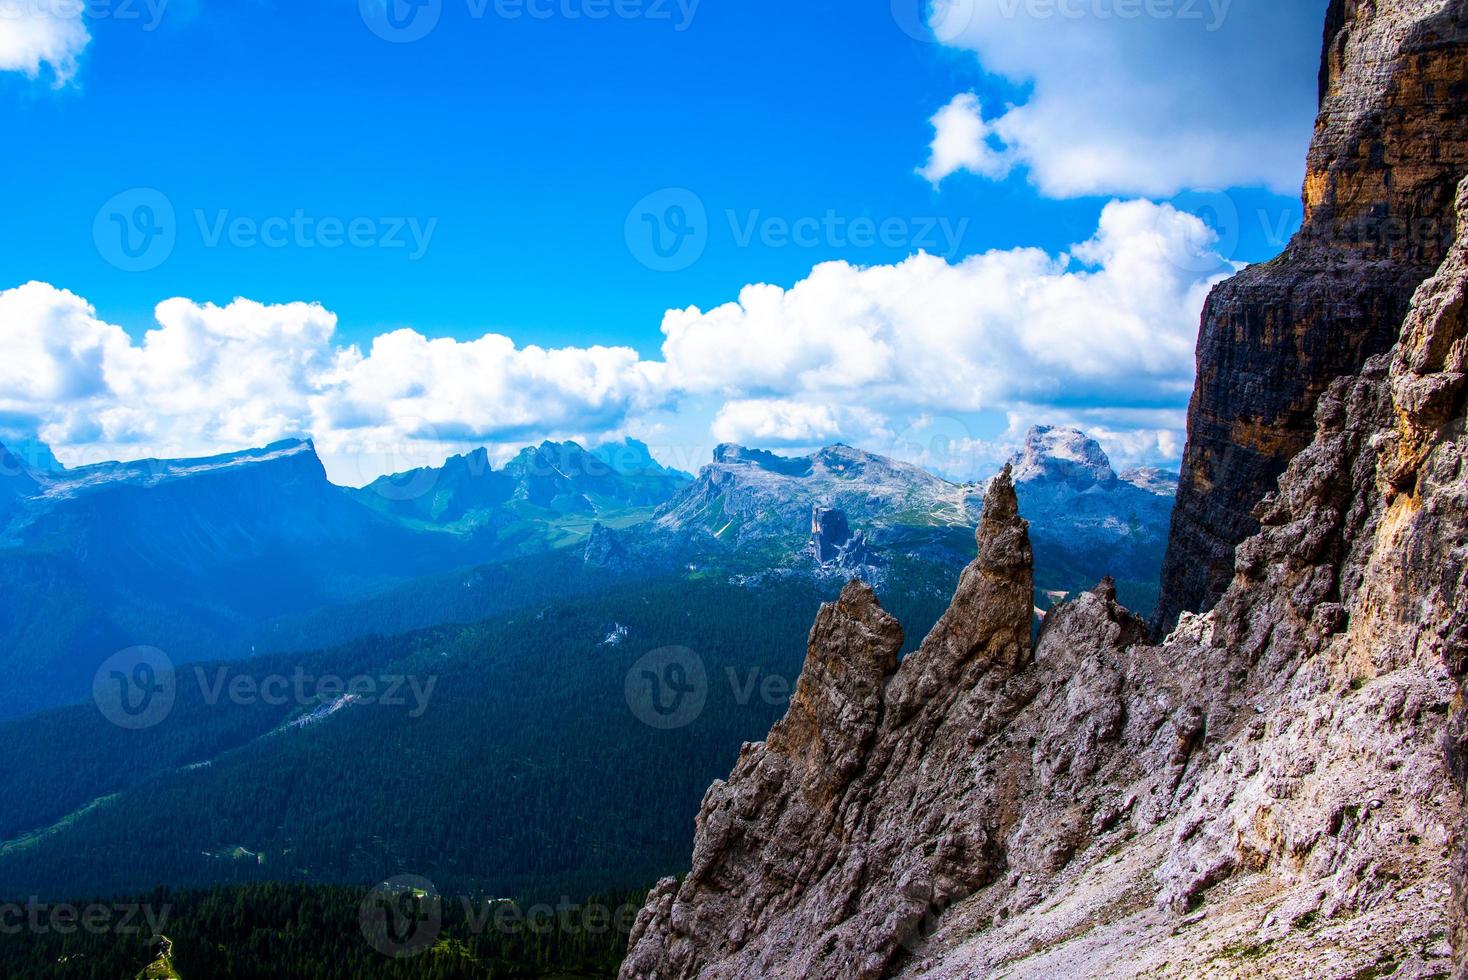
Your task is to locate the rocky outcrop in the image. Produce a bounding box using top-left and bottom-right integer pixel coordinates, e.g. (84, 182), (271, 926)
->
(1156, 0), (1468, 632)
(808, 506), (873, 572)
(584, 521), (633, 572)
(621, 179), (1468, 977)
(622, 3), (1468, 965)
(621, 468), (1035, 980)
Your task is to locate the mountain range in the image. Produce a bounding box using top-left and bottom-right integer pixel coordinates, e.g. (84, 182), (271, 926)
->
(637, 428), (1174, 610)
(0, 426), (1173, 721)
(0, 436), (690, 720)
(0, 423), (1177, 911)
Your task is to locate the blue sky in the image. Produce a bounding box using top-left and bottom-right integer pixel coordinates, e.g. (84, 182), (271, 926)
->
(0, 0), (1327, 482)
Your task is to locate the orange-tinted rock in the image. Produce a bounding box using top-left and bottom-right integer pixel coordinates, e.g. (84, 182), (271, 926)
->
(1155, 0), (1468, 632)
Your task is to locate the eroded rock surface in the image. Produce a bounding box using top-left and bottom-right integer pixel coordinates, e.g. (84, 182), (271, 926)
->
(1156, 0), (1468, 631)
(622, 179), (1468, 977)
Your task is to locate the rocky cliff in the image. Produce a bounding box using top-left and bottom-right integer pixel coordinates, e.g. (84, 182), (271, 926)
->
(1155, 0), (1468, 632)
(621, 174), (1468, 980)
(620, 5), (1468, 975)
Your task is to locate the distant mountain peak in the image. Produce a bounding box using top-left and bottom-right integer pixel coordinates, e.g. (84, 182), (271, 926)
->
(0, 443), (42, 508)
(594, 438), (687, 479)
(1119, 466), (1180, 498)
(1010, 425), (1118, 491)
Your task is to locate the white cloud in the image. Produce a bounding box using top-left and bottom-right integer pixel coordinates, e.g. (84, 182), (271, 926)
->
(0, 1), (91, 85)
(1, 200), (1222, 482)
(0, 284), (667, 478)
(917, 93), (1013, 186)
(662, 199), (1224, 413)
(711, 400), (889, 448)
(922, 0), (1321, 197)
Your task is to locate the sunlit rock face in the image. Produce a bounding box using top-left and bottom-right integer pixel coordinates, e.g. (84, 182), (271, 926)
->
(1156, 0), (1468, 633)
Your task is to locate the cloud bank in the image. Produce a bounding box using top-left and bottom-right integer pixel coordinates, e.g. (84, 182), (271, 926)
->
(919, 0), (1322, 197)
(0, 2), (90, 84)
(1, 200), (1225, 481)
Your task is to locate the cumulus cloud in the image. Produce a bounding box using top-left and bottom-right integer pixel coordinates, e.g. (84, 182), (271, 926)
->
(0, 284), (667, 477)
(917, 93), (1013, 186)
(0, 1), (91, 84)
(922, 0), (1321, 197)
(2, 200), (1223, 481)
(662, 199), (1225, 412)
(712, 400), (889, 448)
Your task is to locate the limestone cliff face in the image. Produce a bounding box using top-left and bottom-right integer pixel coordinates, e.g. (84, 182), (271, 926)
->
(620, 177), (1468, 980)
(621, 4), (1468, 971)
(1155, 0), (1468, 632)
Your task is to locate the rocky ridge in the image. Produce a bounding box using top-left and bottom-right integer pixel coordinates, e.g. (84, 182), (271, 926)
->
(651, 433), (1174, 609)
(620, 4), (1468, 974)
(620, 175), (1468, 980)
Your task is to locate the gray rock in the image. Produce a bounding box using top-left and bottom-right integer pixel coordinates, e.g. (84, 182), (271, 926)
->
(620, 3), (1468, 974)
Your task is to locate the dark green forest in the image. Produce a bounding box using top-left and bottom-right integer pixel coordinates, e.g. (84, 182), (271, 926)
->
(0, 567), (957, 905)
(0, 882), (642, 979)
